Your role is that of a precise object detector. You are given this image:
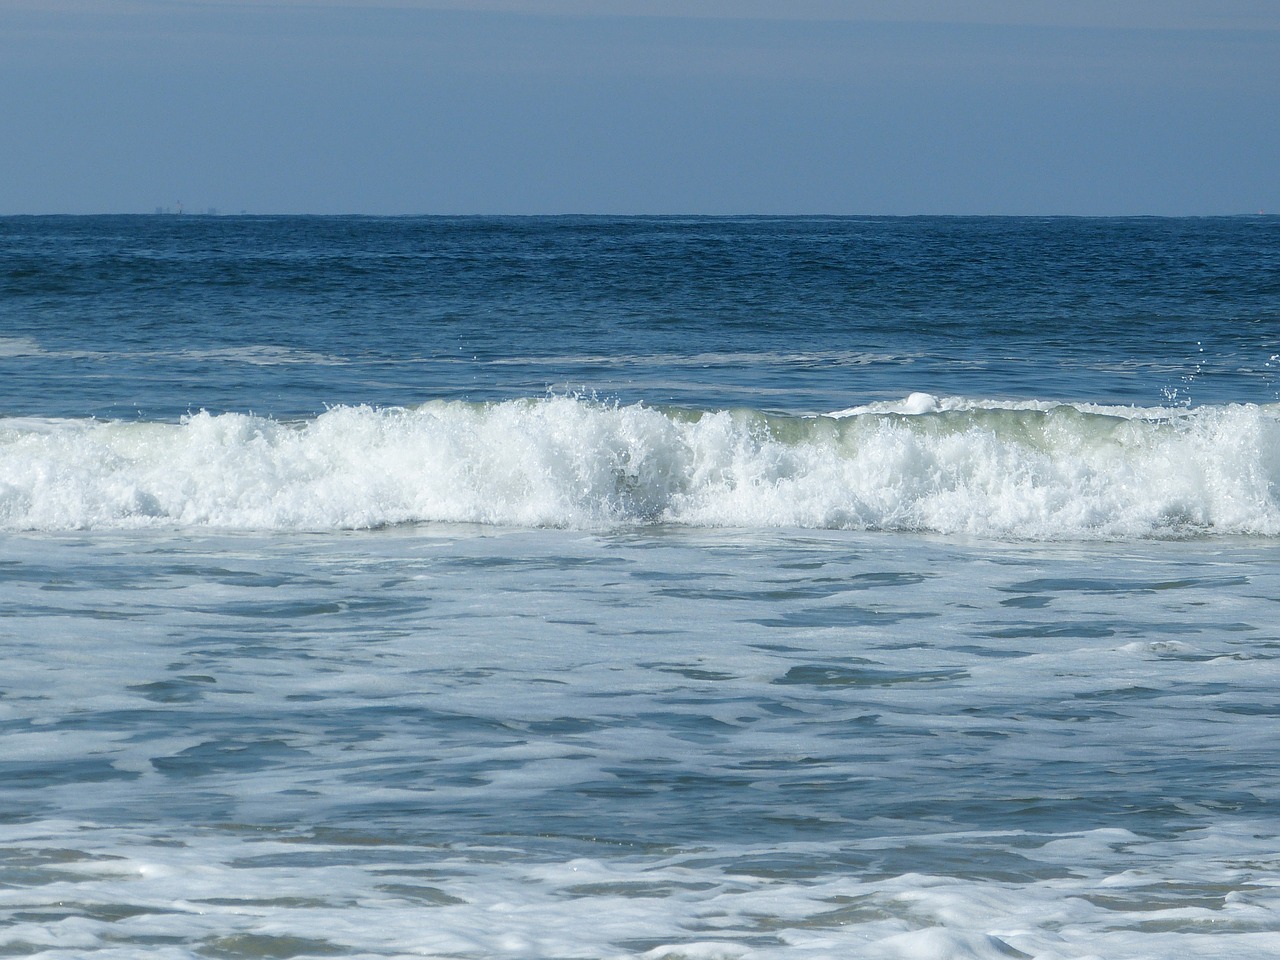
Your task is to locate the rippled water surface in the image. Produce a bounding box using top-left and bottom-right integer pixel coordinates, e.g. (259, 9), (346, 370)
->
(3, 215), (1280, 958)
(4, 527), (1280, 957)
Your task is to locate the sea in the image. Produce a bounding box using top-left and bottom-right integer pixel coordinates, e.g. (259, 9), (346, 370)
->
(2, 214), (1279, 960)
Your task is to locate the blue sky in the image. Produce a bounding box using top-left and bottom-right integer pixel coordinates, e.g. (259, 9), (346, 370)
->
(2, 0), (1277, 214)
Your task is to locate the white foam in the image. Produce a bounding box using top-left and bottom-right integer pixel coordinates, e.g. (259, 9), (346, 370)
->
(2, 397), (1278, 537)
(829, 393), (1192, 419)
(484, 349), (914, 368)
(172, 345), (347, 366)
(0, 340), (344, 365)
(861, 927), (1032, 960)
(6, 823), (1280, 959)
(0, 336), (44, 358)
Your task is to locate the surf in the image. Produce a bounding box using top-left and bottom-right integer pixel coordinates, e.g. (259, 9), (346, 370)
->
(2, 395), (1278, 538)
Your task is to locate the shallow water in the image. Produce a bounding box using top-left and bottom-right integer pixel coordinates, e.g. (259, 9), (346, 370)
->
(4, 527), (1280, 957)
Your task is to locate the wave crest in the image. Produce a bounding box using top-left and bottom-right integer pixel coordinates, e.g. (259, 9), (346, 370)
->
(2, 397), (1278, 538)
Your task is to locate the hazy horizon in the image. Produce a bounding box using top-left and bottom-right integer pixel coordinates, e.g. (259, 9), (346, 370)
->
(3, 0), (1277, 217)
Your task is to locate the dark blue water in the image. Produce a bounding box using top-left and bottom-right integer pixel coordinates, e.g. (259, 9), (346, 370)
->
(3, 215), (1278, 419)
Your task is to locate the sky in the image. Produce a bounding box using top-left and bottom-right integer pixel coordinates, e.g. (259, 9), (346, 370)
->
(1, 0), (1277, 215)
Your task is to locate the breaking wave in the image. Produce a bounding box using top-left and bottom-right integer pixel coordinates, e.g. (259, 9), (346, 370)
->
(2, 396), (1278, 538)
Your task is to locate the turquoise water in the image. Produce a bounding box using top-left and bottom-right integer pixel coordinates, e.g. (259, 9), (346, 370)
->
(2, 216), (1280, 958)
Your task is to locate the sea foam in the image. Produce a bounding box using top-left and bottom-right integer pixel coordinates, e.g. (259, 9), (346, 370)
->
(2, 397), (1278, 537)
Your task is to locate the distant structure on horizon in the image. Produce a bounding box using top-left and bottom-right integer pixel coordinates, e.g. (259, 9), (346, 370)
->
(152, 204), (220, 216)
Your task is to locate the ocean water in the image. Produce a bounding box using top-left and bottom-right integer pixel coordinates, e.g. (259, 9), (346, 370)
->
(1, 215), (1279, 959)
